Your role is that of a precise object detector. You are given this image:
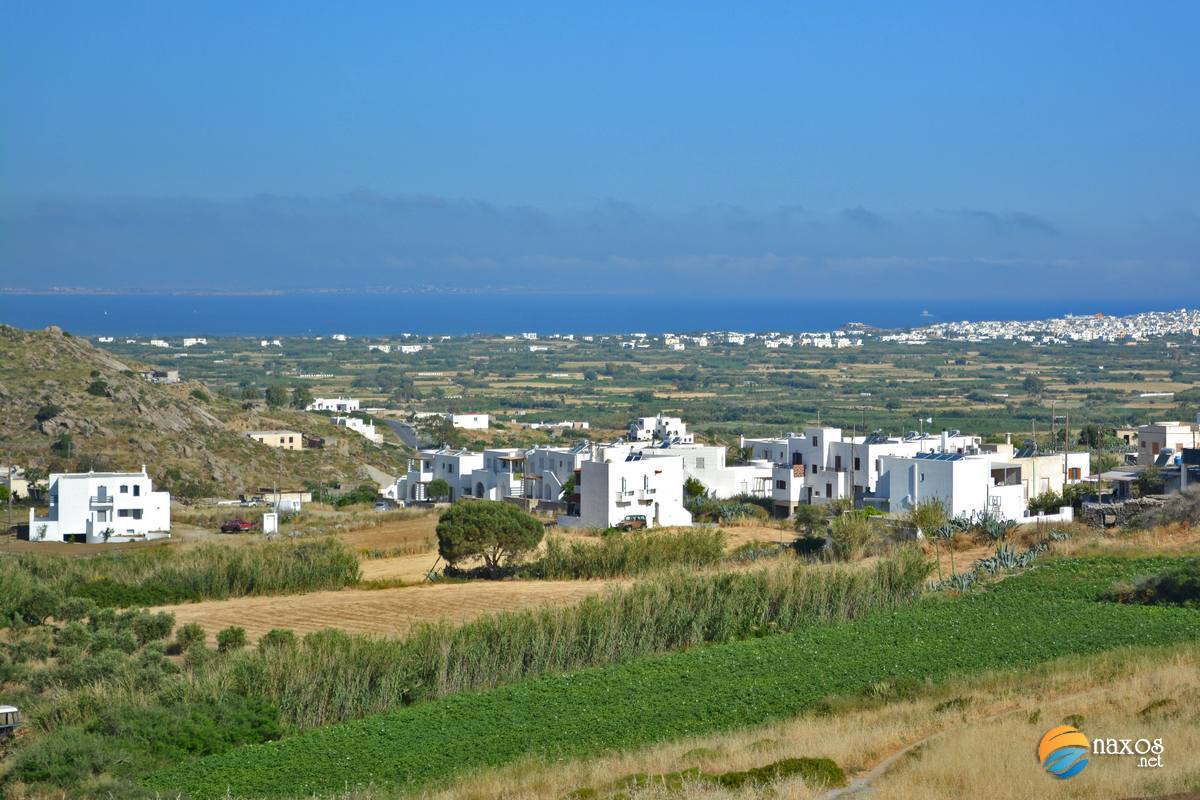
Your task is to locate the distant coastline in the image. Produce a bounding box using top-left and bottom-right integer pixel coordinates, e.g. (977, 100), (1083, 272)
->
(0, 291), (1194, 338)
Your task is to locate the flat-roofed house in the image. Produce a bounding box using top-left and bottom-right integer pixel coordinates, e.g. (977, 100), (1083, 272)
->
(28, 467), (170, 543)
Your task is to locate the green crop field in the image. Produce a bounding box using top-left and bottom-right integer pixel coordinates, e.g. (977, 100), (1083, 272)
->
(150, 556), (1200, 799)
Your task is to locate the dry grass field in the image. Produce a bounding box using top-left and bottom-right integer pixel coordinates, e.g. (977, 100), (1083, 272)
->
(404, 645), (1200, 800)
(155, 578), (623, 643)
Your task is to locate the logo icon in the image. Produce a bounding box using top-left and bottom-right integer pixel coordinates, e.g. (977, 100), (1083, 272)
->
(1039, 725), (1090, 779)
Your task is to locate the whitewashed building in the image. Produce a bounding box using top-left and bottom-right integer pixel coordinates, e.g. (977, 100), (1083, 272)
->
(28, 467), (170, 543)
(331, 415), (383, 444)
(558, 451), (692, 530)
(307, 397), (361, 413)
(450, 413), (489, 430)
(629, 414), (693, 444)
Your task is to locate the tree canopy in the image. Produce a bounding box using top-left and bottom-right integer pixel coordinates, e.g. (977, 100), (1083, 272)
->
(436, 501), (544, 575)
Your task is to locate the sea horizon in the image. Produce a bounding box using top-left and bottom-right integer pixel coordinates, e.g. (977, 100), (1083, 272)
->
(1, 291), (1194, 337)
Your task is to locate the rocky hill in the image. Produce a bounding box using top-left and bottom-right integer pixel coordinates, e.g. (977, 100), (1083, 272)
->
(0, 325), (406, 496)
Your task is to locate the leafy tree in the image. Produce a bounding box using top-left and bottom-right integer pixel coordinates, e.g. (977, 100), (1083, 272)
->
(264, 386), (289, 408)
(426, 478), (452, 502)
(51, 432), (74, 457)
(792, 504), (826, 536)
(1022, 375), (1046, 396)
(558, 474), (576, 500)
(190, 387), (210, 403)
(436, 500), (544, 575)
(1076, 423), (1114, 449)
(239, 385), (261, 401)
(1134, 466), (1165, 497)
(291, 386), (314, 409)
(683, 477), (708, 500)
(0, 486), (9, 505)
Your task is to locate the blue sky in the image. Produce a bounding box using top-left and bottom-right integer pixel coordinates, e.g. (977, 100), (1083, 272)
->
(1, 2), (1197, 297)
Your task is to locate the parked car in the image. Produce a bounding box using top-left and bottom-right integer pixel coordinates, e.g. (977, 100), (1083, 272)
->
(219, 518), (254, 533)
(373, 500), (397, 512)
(615, 514), (648, 532)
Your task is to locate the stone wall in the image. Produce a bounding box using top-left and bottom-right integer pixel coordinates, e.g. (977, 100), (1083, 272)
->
(1081, 496), (1166, 528)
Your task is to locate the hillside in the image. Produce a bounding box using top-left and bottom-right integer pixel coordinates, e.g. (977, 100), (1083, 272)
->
(0, 324), (406, 495)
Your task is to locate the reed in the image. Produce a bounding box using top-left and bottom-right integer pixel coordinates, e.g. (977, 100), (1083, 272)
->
(534, 528), (727, 579)
(0, 538), (361, 615)
(249, 548), (931, 728)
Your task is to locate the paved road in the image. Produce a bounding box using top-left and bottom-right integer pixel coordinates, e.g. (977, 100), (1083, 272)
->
(381, 418), (420, 449)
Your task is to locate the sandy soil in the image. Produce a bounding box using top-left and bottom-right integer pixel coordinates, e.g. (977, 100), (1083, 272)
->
(156, 579), (619, 643)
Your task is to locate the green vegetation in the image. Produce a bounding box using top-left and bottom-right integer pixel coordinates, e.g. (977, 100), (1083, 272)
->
(1106, 558), (1200, 608)
(436, 500), (544, 575)
(0, 539), (360, 618)
(535, 528), (727, 579)
(150, 556), (1200, 798)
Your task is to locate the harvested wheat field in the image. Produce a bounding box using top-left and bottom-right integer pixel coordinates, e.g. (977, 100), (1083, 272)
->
(156, 578), (620, 643)
(333, 513), (441, 551)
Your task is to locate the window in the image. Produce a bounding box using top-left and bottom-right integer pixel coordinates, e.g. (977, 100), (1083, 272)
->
(834, 455), (842, 471)
(811, 436), (817, 446)
(854, 457), (861, 471)
(775, 479), (787, 490)
(119, 485), (129, 494)
(118, 509), (131, 517)
(695, 457), (705, 470)
(792, 452), (802, 466)
(825, 482), (832, 497)
(1068, 467), (1082, 480)
(132, 485), (140, 497)
(875, 458), (881, 472)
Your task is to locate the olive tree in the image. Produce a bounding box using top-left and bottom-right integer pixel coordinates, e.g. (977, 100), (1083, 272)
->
(436, 500), (544, 576)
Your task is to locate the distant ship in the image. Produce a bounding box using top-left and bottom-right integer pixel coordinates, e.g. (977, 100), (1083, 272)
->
(920, 309), (933, 318)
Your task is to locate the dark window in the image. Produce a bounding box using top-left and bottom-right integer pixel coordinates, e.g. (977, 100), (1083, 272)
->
(811, 436), (817, 446)
(834, 455), (842, 471)
(792, 452), (803, 466)
(119, 485), (129, 493)
(775, 480), (787, 490)
(825, 482), (833, 497)
(854, 457), (861, 471)
(132, 485), (140, 497)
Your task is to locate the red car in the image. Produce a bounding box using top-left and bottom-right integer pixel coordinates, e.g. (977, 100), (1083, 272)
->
(220, 518), (254, 533)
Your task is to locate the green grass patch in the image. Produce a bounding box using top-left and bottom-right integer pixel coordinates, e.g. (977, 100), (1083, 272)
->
(148, 557), (1200, 798)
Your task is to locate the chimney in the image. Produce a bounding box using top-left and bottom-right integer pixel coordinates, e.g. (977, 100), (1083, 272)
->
(1005, 432), (1012, 446)
(940, 431), (949, 453)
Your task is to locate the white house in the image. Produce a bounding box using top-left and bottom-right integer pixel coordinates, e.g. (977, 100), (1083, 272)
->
(875, 453), (1027, 522)
(1137, 421), (1200, 465)
(558, 452), (692, 530)
(524, 442), (593, 501)
(467, 448), (528, 500)
(28, 467), (170, 543)
(387, 448), (485, 503)
(331, 415), (383, 444)
(629, 414), (693, 444)
(450, 413), (489, 430)
(307, 397), (361, 413)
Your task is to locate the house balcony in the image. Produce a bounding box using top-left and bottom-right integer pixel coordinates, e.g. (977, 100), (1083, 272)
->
(89, 496), (114, 508)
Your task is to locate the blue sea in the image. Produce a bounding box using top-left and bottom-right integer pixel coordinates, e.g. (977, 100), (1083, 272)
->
(0, 293), (1187, 337)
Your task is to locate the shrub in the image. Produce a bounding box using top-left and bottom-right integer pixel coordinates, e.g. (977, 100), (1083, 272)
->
(5, 727), (120, 788)
(258, 629), (297, 652)
(827, 513), (878, 561)
(35, 403), (62, 422)
(425, 478), (452, 502)
(86, 379), (110, 397)
(174, 623), (206, 652)
(1105, 558), (1200, 607)
(436, 501), (544, 575)
(217, 626), (247, 653)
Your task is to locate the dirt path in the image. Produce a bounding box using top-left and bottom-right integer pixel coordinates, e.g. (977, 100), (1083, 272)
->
(155, 578), (620, 643)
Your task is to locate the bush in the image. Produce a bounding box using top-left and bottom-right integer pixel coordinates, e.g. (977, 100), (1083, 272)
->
(6, 727), (121, 788)
(436, 501), (544, 575)
(258, 629), (297, 652)
(827, 513), (878, 561)
(174, 622), (206, 653)
(1105, 558), (1200, 607)
(86, 379), (110, 397)
(217, 626), (247, 653)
